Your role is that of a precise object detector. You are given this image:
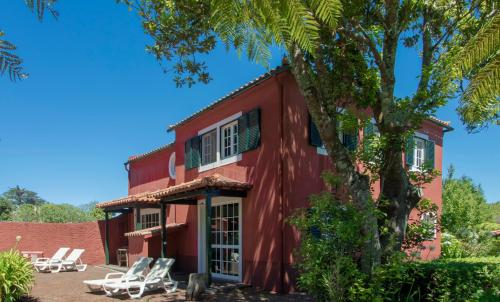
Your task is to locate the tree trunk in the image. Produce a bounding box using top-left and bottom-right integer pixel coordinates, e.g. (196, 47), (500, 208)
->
(378, 134), (421, 260)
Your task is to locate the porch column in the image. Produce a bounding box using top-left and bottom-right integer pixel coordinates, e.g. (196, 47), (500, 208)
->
(205, 192), (213, 285)
(104, 211), (110, 265)
(160, 202), (167, 258)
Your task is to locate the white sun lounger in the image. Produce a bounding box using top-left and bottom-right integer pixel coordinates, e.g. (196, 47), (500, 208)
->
(102, 258), (178, 299)
(49, 248), (87, 273)
(33, 247), (70, 272)
(83, 257), (153, 292)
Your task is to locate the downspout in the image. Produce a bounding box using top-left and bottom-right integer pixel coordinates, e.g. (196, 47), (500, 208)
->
(275, 73), (286, 293)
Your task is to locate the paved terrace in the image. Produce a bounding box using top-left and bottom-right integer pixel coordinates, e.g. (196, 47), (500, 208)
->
(25, 266), (312, 301)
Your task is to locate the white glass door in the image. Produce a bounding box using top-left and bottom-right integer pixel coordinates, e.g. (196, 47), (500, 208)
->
(211, 201), (241, 280)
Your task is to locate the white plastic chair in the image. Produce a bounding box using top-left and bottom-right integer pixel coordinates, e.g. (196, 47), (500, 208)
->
(103, 258), (178, 299)
(83, 257), (153, 293)
(50, 248), (87, 273)
(33, 247), (70, 272)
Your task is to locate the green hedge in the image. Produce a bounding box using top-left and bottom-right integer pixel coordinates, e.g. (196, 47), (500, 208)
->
(352, 257), (500, 302)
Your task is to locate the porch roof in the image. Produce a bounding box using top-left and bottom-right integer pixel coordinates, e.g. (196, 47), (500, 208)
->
(124, 223), (187, 238)
(96, 174), (252, 210)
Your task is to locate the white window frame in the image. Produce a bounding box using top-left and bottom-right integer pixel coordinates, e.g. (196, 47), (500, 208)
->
(221, 120), (239, 159)
(198, 112), (243, 172)
(136, 208), (160, 230)
(201, 130), (216, 165)
(420, 212), (437, 240)
(197, 197), (243, 282)
(411, 132), (429, 171)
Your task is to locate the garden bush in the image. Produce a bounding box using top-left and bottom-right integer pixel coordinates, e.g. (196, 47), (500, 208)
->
(351, 257), (500, 302)
(0, 249), (34, 302)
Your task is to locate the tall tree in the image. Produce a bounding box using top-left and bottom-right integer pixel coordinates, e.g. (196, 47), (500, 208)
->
(1, 0), (58, 81)
(2, 186), (47, 206)
(442, 165), (489, 235)
(120, 0), (496, 271)
(0, 197), (14, 221)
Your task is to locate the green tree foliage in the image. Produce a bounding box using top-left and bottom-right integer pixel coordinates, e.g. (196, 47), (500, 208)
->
(11, 203), (99, 223)
(454, 13), (500, 130)
(441, 165), (499, 258)
(0, 197), (14, 221)
(2, 186), (46, 206)
(12, 204), (41, 222)
(442, 166), (489, 235)
(288, 174), (370, 301)
(79, 201), (105, 220)
(120, 0), (497, 273)
(1, 0), (58, 81)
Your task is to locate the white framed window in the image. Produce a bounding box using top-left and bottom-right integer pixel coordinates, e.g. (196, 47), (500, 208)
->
(421, 212), (437, 240)
(169, 152), (176, 179)
(202, 130), (217, 165)
(221, 121), (239, 159)
(414, 137), (426, 169)
(134, 209), (160, 229)
(198, 112), (243, 172)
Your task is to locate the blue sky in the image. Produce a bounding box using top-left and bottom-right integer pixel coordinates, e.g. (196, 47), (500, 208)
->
(0, 1), (498, 205)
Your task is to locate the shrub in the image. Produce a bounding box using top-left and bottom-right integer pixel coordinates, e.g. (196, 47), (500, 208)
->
(0, 249), (34, 302)
(288, 178), (369, 302)
(351, 257), (500, 301)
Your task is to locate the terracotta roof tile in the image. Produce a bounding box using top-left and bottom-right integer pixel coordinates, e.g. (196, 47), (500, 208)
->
(96, 174), (251, 209)
(127, 142), (175, 163)
(124, 223), (187, 237)
(167, 65), (290, 132)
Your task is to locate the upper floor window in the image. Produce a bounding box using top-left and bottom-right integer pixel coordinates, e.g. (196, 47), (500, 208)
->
(221, 121), (239, 159)
(309, 116), (358, 155)
(202, 130), (217, 165)
(406, 134), (435, 170)
(185, 108), (261, 171)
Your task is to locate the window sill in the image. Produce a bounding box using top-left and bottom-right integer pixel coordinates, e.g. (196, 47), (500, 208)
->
(198, 154), (242, 172)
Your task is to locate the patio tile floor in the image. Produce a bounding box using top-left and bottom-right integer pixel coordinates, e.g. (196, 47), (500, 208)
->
(26, 266), (312, 301)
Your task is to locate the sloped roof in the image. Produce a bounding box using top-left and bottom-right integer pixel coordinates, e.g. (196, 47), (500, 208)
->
(96, 174), (252, 209)
(167, 65), (290, 132)
(127, 142), (175, 163)
(124, 223), (187, 237)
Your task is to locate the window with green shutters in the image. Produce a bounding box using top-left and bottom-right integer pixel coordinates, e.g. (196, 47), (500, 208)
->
(405, 135), (435, 170)
(238, 108), (261, 153)
(309, 116), (358, 152)
(184, 108), (261, 171)
(185, 136), (201, 169)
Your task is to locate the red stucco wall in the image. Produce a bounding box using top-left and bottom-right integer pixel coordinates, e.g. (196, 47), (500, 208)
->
(129, 146), (175, 195)
(123, 70), (446, 293)
(0, 214), (128, 265)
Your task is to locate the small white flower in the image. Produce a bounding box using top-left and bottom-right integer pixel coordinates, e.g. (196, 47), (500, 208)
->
(16, 235), (22, 242)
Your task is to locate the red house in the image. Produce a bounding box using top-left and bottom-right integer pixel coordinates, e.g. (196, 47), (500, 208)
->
(97, 66), (452, 292)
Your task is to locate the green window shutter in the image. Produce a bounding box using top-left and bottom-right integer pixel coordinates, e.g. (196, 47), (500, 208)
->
(238, 108), (261, 153)
(342, 133), (358, 152)
(185, 136), (201, 169)
(405, 136), (415, 167)
(184, 140), (192, 169)
(309, 115), (323, 147)
(425, 139), (435, 168)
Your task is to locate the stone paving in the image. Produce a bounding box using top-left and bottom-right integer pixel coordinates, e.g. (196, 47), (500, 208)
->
(25, 266), (313, 301)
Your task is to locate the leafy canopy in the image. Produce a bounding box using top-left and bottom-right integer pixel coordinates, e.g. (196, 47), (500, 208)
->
(1, 0), (58, 81)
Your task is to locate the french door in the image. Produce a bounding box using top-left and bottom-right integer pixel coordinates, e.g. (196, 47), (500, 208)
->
(198, 198), (242, 281)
